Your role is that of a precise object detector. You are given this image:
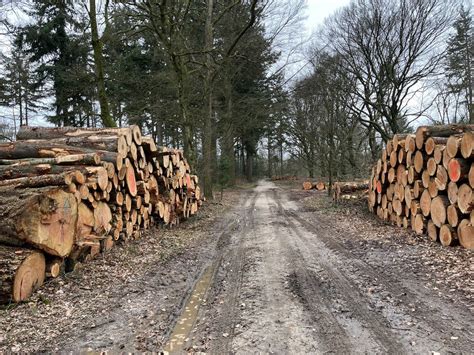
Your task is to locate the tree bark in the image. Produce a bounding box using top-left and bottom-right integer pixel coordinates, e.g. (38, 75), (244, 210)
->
(89, 0), (115, 127)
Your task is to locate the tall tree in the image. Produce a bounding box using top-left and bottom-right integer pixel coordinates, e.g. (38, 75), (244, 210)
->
(325, 0), (456, 143)
(88, 0), (115, 127)
(19, 0), (92, 126)
(445, 5), (474, 123)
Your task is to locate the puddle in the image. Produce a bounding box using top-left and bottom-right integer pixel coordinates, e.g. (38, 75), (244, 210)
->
(162, 265), (214, 353)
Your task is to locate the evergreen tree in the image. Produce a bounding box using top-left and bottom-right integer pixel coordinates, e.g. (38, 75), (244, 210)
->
(445, 5), (474, 123)
(18, 0), (92, 126)
(0, 41), (44, 126)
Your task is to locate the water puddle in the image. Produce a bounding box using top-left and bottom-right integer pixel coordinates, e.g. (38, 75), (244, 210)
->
(162, 265), (214, 353)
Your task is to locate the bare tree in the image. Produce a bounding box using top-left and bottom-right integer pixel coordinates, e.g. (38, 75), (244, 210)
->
(325, 0), (457, 143)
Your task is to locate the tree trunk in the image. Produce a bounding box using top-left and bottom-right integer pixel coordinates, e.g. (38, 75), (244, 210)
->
(89, 0), (115, 127)
(202, 0), (215, 199)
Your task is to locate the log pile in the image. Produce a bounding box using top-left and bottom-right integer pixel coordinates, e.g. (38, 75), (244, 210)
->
(332, 181), (369, 202)
(302, 180), (326, 191)
(0, 125), (203, 303)
(368, 125), (474, 249)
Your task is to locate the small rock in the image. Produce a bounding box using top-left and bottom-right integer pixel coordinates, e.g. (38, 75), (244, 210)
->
(450, 336), (458, 340)
(222, 333), (229, 338)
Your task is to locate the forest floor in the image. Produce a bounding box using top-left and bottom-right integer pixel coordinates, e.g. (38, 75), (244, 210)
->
(0, 180), (472, 353)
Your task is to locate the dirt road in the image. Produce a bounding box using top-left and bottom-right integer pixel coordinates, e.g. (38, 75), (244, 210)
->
(1, 180), (472, 353)
(170, 180), (473, 354)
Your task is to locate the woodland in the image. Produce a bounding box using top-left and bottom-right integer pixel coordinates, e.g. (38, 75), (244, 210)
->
(0, 0), (472, 198)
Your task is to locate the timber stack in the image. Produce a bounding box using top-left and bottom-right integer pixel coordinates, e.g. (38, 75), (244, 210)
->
(368, 124), (474, 250)
(0, 125), (202, 303)
(332, 181), (369, 202)
(302, 180), (326, 191)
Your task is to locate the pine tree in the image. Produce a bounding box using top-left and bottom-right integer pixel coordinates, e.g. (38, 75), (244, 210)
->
(0, 41), (44, 127)
(18, 0), (93, 126)
(445, 6), (474, 123)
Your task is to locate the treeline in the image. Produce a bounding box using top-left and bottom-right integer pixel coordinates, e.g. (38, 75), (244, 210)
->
(284, 0), (473, 186)
(0, 0), (304, 197)
(0, 1), (472, 194)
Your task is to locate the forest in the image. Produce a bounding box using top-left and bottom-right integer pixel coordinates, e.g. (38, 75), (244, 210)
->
(0, 0), (472, 198)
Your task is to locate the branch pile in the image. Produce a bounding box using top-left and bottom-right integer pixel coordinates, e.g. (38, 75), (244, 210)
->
(0, 125), (202, 303)
(368, 124), (473, 249)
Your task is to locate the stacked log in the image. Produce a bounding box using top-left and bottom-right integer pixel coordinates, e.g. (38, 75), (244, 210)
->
(302, 180), (326, 191)
(368, 125), (474, 249)
(0, 125), (203, 303)
(332, 181), (369, 202)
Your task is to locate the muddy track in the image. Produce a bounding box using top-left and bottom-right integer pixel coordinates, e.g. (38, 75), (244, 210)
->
(168, 180), (473, 354)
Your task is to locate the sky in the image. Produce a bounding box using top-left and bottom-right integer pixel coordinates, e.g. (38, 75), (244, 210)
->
(271, 0), (351, 86)
(304, 0), (351, 35)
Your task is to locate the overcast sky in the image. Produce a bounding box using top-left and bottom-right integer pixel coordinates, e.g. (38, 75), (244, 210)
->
(304, 0), (351, 34)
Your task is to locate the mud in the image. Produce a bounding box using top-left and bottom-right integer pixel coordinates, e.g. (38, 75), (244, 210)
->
(185, 181), (473, 354)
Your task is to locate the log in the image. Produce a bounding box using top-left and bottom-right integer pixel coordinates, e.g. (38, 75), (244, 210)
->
(22, 136), (128, 156)
(457, 219), (474, 249)
(447, 181), (459, 204)
(447, 204), (463, 227)
(413, 151), (425, 173)
(420, 189), (432, 217)
(0, 173), (72, 188)
(427, 220), (438, 242)
(0, 188), (78, 257)
(93, 202), (112, 234)
(0, 165), (107, 187)
(413, 214), (426, 234)
(447, 158), (470, 182)
(446, 135), (462, 158)
(0, 153), (100, 166)
(0, 246), (46, 304)
(0, 141), (97, 160)
(428, 180), (438, 198)
(314, 181), (326, 191)
(413, 180), (424, 198)
(76, 202), (95, 241)
(426, 158), (437, 176)
(457, 184), (473, 214)
(126, 165), (137, 196)
(460, 131), (473, 159)
(433, 145), (444, 164)
(469, 163), (474, 188)
(302, 181), (312, 190)
(17, 125), (133, 142)
(415, 124), (474, 150)
(46, 258), (63, 278)
(404, 134), (416, 152)
(430, 195), (449, 227)
(425, 137), (448, 155)
(435, 165), (448, 191)
(439, 224), (457, 246)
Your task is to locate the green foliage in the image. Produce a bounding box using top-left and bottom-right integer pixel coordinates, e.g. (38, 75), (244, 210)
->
(445, 5), (474, 123)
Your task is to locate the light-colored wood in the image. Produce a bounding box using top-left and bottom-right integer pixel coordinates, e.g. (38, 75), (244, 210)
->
(430, 195), (450, 227)
(0, 247), (46, 304)
(446, 135), (461, 158)
(447, 204), (463, 228)
(427, 220), (438, 242)
(0, 188), (77, 257)
(457, 184), (473, 214)
(457, 219), (474, 249)
(460, 131), (474, 159)
(440, 224), (457, 246)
